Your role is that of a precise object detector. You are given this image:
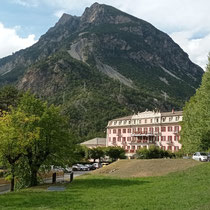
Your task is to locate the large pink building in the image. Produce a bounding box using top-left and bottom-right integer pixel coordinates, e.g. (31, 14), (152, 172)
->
(106, 110), (182, 158)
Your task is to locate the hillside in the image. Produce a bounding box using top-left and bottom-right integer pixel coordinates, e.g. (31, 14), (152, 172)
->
(91, 159), (202, 177)
(0, 3), (204, 140)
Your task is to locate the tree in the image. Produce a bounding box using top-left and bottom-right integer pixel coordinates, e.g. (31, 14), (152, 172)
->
(106, 146), (125, 161)
(0, 92), (72, 188)
(89, 147), (105, 163)
(181, 56), (210, 153)
(18, 93), (72, 186)
(0, 85), (21, 111)
(0, 110), (39, 191)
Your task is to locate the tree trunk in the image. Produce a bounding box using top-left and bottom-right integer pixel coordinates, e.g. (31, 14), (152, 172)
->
(30, 169), (38, 186)
(10, 174), (15, 192)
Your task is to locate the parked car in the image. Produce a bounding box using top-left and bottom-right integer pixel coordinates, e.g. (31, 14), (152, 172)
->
(101, 163), (109, 167)
(85, 164), (96, 170)
(192, 152), (208, 162)
(72, 164), (89, 171)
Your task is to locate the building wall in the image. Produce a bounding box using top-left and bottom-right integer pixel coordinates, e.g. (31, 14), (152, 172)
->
(106, 111), (182, 157)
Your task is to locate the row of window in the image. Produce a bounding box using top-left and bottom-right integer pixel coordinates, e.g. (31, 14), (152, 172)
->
(109, 126), (180, 134)
(122, 145), (180, 151)
(110, 116), (181, 126)
(110, 135), (179, 142)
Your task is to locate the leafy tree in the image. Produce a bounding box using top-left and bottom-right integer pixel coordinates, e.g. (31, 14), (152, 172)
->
(89, 147), (105, 163)
(181, 56), (210, 153)
(0, 109), (39, 191)
(0, 92), (73, 188)
(106, 146), (125, 161)
(18, 93), (72, 186)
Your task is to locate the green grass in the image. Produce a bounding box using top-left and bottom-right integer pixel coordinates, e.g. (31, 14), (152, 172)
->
(0, 162), (210, 210)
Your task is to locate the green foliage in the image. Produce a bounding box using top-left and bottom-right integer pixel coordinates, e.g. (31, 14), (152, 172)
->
(89, 147), (105, 162)
(0, 92), (73, 189)
(105, 146), (126, 161)
(136, 146), (173, 159)
(0, 85), (21, 111)
(181, 56), (210, 153)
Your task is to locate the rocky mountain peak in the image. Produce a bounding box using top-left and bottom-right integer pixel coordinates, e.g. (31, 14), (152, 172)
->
(57, 13), (74, 25)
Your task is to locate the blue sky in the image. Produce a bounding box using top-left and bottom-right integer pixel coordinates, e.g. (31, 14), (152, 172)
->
(1, 0), (210, 69)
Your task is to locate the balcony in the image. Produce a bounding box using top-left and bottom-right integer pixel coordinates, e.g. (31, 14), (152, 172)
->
(131, 131), (155, 137)
(166, 141), (174, 145)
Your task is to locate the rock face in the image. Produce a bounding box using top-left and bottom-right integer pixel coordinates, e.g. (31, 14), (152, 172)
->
(0, 3), (204, 140)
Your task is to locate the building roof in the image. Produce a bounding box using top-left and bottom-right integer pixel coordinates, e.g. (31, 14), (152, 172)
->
(109, 110), (183, 122)
(80, 138), (106, 146)
(161, 111), (183, 117)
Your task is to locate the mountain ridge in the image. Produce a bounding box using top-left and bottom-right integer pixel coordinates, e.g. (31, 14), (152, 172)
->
(0, 3), (204, 141)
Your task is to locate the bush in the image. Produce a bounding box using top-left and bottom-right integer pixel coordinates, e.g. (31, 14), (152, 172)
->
(136, 146), (173, 159)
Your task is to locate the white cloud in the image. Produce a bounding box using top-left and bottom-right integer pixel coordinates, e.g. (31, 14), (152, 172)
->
(170, 30), (210, 70)
(0, 22), (37, 58)
(12, 0), (39, 7)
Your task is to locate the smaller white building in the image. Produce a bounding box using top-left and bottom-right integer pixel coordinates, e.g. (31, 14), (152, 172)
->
(80, 138), (106, 148)
(106, 110), (182, 158)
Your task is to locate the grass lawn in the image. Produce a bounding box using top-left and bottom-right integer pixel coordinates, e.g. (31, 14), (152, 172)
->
(0, 160), (210, 210)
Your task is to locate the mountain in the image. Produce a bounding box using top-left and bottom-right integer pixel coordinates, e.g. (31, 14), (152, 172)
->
(0, 3), (204, 141)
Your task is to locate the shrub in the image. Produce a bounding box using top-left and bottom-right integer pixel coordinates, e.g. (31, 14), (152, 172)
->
(136, 146), (172, 159)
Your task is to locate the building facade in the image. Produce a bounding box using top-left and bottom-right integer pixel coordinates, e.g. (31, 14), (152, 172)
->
(106, 110), (182, 157)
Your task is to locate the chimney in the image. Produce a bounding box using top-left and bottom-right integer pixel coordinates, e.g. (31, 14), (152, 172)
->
(172, 109), (175, 114)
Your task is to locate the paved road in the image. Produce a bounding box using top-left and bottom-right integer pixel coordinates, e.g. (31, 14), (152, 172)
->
(0, 171), (88, 194)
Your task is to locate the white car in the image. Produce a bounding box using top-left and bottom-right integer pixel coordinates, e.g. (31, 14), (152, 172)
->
(192, 152), (208, 162)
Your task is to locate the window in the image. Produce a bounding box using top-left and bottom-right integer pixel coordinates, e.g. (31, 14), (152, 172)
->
(168, 146), (172, 150)
(114, 121), (117, 125)
(155, 136), (159, 141)
(123, 137), (126, 142)
(139, 120), (141, 124)
(123, 120), (127, 124)
(144, 127), (148, 133)
(168, 126), (172, 132)
(145, 119), (147, 123)
(156, 118), (159, 123)
(150, 119), (152, 123)
(118, 129), (121, 134)
(161, 146), (166, 150)
(113, 129), (116, 134)
(155, 127), (159, 132)
(161, 127), (166, 132)
(174, 146), (179, 151)
(169, 117), (173, 121)
(168, 136), (172, 142)
(133, 120), (136, 124)
(174, 126), (179, 132)
(123, 129), (126, 133)
(161, 136), (166, 141)
(127, 146), (130, 149)
(137, 146), (141, 150)
(127, 137), (131, 141)
(119, 121), (122, 125)
(113, 137), (116, 142)
(138, 127), (142, 133)
(127, 128), (131, 133)
(175, 116), (179, 121)
(174, 136), (180, 141)
(132, 146), (135, 150)
(162, 117), (166, 122)
(128, 120), (131, 124)
(117, 137), (121, 142)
